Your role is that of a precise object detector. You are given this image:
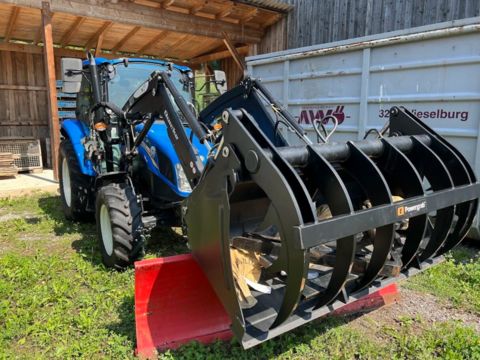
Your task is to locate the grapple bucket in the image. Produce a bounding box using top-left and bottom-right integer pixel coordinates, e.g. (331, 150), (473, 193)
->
(185, 79), (480, 348)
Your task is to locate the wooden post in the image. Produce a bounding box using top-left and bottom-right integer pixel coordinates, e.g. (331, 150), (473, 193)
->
(42, 1), (60, 180)
(94, 31), (104, 57)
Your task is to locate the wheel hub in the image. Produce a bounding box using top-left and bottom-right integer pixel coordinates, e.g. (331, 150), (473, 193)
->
(100, 204), (114, 256)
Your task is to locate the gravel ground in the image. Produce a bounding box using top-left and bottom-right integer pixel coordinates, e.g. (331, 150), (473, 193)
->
(349, 286), (480, 338)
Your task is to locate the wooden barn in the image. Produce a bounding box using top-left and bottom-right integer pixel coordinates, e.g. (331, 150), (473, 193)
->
(0, 0), (290, 178)
(0, 0), (479, 178)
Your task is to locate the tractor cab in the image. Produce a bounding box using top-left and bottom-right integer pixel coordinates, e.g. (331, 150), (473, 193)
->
(60, 57), (212, 207)
(74, 58), (195, 125)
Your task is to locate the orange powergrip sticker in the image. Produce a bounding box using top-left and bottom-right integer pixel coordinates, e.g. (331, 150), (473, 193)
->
(397, 206), (405, 217)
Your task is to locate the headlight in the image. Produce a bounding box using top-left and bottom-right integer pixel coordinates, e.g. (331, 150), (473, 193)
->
(175, 164), (192, 193)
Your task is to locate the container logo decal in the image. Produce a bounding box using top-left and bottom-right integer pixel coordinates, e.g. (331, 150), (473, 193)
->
(379, 108), (469, 122)
(296, 105), (349, 126)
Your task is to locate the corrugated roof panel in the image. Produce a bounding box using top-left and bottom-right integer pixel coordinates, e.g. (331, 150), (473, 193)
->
(236, 0), (293, 13)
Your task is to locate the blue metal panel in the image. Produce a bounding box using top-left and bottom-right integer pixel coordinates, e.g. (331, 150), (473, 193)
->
(61, 119), (96, 177)
(58, 100), (77, 108)
(59, 111), (77, 119)
(57, 92), (78, 99)
(135, 122), (209, 197)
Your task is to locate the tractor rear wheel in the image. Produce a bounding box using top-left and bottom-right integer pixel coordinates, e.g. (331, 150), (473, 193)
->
(95, 184), (144, 269)
(59, 139), (92, 221)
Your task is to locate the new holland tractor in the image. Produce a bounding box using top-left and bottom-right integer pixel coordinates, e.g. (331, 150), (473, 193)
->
(59, 53), (479, 348)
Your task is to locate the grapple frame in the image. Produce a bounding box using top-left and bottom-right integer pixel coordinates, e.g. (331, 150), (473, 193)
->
(185, 79), (479, 348)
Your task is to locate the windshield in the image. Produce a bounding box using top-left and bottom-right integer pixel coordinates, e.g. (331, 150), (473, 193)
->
(107, 62), (192, 107)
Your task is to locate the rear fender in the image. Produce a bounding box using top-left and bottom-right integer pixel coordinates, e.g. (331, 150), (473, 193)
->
(61, 119), (96, 177)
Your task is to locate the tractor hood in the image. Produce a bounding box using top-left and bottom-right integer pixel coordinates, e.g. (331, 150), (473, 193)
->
(135, 121), (209, 197)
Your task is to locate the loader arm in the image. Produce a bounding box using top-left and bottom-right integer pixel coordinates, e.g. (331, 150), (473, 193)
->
(123, 70), (207, 187)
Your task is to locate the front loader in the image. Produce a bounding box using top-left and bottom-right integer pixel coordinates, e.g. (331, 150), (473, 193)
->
(59, 54), (479, 350)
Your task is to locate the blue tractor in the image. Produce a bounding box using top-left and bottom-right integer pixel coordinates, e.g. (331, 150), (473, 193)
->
(59, 54), (218, 268)
(59, 53), (479, 348)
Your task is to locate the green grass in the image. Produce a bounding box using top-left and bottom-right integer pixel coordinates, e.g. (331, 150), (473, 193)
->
(405, 247), (480, 314)
(0, 193), (479, 359)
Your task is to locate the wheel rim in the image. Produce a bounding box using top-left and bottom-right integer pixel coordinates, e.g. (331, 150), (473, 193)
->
(100, 204), (114, 256)
(62, 157), (72, 207)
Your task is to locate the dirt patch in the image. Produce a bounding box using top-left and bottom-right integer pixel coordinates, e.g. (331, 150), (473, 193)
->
(0, 213), (42, 222)
(348, 287), (480, 340)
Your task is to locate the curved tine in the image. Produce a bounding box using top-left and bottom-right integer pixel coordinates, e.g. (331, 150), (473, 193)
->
(343, 142), (395, 291)
(305, 146), (356, 309)
(226, 109), (315, 331)
(420, 113), (478, 247)
(439, 201), (476, 254)
(406, 137), (456, 261)
(378, 139), (427, 269)
(417, 121), (478, 252)
(391, 109), (476, 256)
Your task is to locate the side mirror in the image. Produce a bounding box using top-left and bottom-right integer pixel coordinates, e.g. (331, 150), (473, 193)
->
(61, 58), (83, 93)
(214, 70), (227, 94)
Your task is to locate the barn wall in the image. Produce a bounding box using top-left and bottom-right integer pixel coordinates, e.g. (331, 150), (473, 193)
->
(0, 50), (72, 167)
(220, 57), (245, 90)
(257, 0), (480, 53)
(0, 50), (50, 164)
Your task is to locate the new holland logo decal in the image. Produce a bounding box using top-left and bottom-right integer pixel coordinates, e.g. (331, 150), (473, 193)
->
(396, 201), (426, 217)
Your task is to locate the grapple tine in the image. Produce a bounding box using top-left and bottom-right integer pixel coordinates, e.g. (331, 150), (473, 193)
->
(303, 146), (356, 309)
(389, 108), (477, 255)
(406, 137), (455, 261)
(236, 110), (317, 329)
(342, 141), (395, 291)
(376, 138), (428, 268)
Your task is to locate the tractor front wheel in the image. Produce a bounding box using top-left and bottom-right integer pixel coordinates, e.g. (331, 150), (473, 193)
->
(96, 184), (145, 269)
(59, 139), (92, 221)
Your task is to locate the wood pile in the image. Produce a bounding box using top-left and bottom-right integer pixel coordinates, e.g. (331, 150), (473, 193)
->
(0, 153), (18, 177)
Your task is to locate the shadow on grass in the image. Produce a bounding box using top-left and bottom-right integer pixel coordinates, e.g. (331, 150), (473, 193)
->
(37, 194), (189, 268)
(37, 195), (103, 267)
(108, 294), (137, 347)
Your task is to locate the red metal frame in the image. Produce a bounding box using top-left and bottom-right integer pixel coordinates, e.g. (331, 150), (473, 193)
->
(135, 254), (399, 359)
(135, 254), (232, 359)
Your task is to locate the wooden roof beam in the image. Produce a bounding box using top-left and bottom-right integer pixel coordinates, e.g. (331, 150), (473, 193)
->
(94, 29), (105, 57)
(4, 6), (20, 42)
(0, 41), (117, 59)
(222, 30), (246, 72)
(190, 1), (207, 15)
(241, 8), (258, 24)
(190, 45), (249, 64)
(158, 33), (188, 58)
(137, 30), (167, 55)
(85, 21), (113, 50)
(216, 5), (234, 20)
(162, 0), (175, 9)
(60, 16), (86, 47)
(111, 25), (141, 53)
(1, 0), (264, 43)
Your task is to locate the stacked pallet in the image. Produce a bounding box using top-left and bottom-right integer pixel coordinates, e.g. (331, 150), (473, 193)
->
(0, 153), (18, 177)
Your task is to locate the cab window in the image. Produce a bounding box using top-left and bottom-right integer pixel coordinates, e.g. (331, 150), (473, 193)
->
(76, 76), (93, 123)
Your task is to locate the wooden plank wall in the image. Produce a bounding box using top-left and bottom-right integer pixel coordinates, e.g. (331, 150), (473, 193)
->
(0, 50), (70, 167)
(256, 0), (480, 53)
(220, 57), (245, 90)
(0, 50), (50, 165)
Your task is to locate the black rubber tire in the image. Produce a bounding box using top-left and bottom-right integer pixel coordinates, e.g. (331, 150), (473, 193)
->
(95, 183), (144, 269)
(58, 139), (92, 221)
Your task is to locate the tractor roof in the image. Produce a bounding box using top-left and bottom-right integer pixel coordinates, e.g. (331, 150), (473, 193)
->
(83, 57), (192, 73)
